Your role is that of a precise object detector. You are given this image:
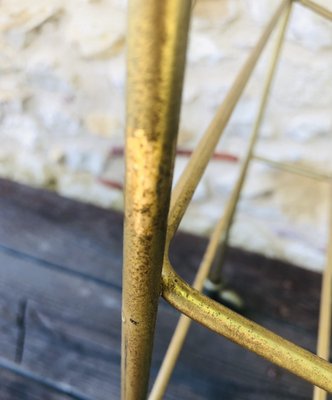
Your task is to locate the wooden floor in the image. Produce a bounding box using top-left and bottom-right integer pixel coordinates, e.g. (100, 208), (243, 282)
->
(0, 178), (330, 399)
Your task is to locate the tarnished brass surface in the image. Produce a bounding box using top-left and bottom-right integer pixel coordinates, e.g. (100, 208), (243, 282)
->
(122, 1), (191, 399)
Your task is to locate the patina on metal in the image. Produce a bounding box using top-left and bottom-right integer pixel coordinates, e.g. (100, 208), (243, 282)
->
(123, 0), (332, 398)
(122, 1), (191, 399)
(162, 259), (332, 392)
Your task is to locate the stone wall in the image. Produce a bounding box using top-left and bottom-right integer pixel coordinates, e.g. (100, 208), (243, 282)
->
(0, 0), (331, 271)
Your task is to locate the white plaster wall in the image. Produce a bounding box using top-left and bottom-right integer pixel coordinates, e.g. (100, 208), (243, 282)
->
(0, 0), (331, 271)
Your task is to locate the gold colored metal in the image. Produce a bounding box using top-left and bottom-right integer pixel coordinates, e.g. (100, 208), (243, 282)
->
(297, 0), (332, 21)
(123, 0), (332, 397)
(166, 0), (289, 240)
(209, 3), (293, 284)
(313, 185), (332, 400)
(254, 155), (332, 182)
(149, 6), (293, 398)
(150, 192), (236, 399)
(162, 260), (332, 392)
(122, 1), (191, 399)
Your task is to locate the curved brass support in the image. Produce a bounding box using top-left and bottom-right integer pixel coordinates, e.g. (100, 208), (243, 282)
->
(161, 260), (332, 393)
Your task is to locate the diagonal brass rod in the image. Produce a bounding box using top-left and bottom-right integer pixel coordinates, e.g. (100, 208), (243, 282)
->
(313, 185), (332, 400)
(149, 6), (294, 398)
(297, 0), (332, 21)
(208, 3), (293, 284)
(166, 0), (290, 240)
(122, 1), (191, 399)
(253, 155), (332, 182)
(149, 3), (291, 400)
(149, 186), (236, 399)
(162, 260), (332, 392)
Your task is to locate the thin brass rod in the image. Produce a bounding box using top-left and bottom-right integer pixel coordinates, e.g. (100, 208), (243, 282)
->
(313, 185), (332, 400)
(161, 261), (332, 392)
(149, 316), (191, 400)
(149, 8), (294, 398)
(149, 191), (234, 399)
(122, 1), (191, 399)
(150, 6), (294, 397)
(254, 155), (332, 182)
(297, 0), (332, 21)
(166, 0), (290, 240)
(209, 3), (293, 284)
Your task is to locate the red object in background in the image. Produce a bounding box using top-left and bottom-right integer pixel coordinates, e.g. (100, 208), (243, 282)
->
(110, 146), (239, 162)
(99, 178), (124, 191)
(100, 147), (239, 191)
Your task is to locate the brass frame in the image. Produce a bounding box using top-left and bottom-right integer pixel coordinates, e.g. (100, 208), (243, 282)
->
(122, 1), (332, 399)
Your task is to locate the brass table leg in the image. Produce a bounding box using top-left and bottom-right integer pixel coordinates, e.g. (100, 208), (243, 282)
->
(122, 1), (191, 399)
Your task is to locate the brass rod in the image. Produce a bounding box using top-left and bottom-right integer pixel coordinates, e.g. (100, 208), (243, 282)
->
(297, 0), (332, 21)
(149, 315), (191, 400)
(166, 0), (290, 240)
(253, 155), (332, 182)
(313, 185), (332, 400)
(122, 1), (191, 399)
(150, 7), (294, 398)
(162, 261), (332, 392)
(150, 6), (293, 398)
(150, 189), (235, 399)
(209, 3), (292, 284)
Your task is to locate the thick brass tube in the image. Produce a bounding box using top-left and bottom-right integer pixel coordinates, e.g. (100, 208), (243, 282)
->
(162, 261), (332, 392)
(122, 1), (191, 399)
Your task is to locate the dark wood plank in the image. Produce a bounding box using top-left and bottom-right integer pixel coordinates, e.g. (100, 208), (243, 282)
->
(0, 248), (321, 400)
(0, 179), (123, 287)
(0, 367), (80, 400)
(0, 178), (330, 399)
